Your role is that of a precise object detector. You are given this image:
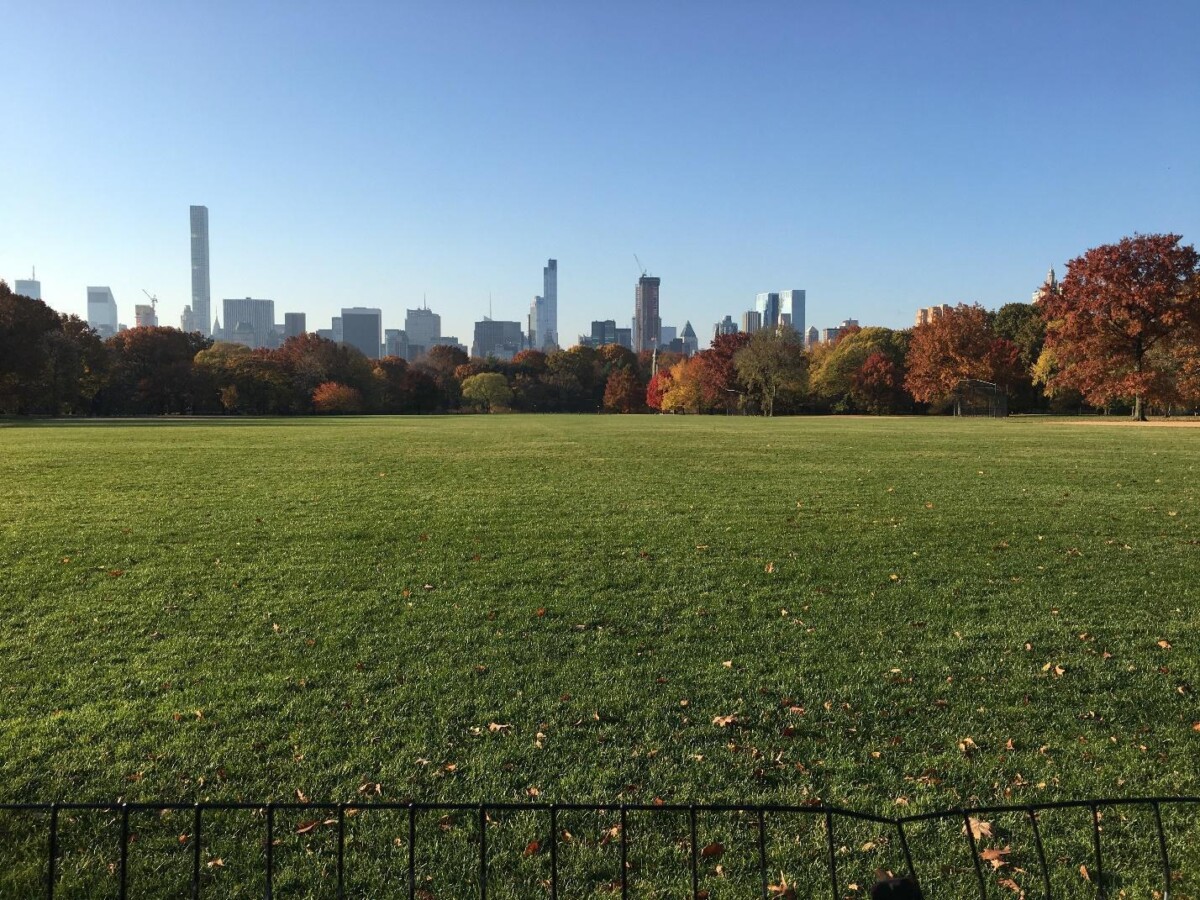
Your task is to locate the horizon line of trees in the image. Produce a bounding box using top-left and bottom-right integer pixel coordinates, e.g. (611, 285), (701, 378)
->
(3, 234), (1198, 420)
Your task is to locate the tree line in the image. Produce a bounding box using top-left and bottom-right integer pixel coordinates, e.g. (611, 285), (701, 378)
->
(2, 234), (1197, 419)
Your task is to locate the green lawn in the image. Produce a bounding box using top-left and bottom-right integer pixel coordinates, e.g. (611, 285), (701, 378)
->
(1, 415), (1197, 897)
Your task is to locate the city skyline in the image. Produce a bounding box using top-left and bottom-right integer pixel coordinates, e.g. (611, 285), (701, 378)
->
(3, 5), (1197, 345)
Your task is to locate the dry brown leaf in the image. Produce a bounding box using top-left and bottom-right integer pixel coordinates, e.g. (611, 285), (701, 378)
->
(523, 840), (540, 857)
(295, 789), (309, 803)
(1158, 640), (1172, 650)
(980, 846), (1011, 870)
(712, 714), (738, 728)
(964, 817), (993, 840)
(1080, 864), (1091, 882)
(957, 737), (979, 754)
(701, 841), (725, 859)
(998, 876), (1024, 896)
(295, 820), (320, 835)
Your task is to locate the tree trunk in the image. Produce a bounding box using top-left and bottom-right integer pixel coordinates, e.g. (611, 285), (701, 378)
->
(1133, 395), (1146, 421)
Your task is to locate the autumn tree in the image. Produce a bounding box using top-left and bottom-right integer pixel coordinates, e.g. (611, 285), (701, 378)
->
(100, 327), (213, 414)
(645, 369), (672, 411)
(460, 372), (514, 411)
(1038, 234), (1200, 420)
(904, 304), (1022, 405)
(602, 368), (643, 413)
(312, 381), (363, 413)
(808, 326), (907, 412)
(692, 332), (751, 411)
(852, 351), (905, 414)
(659, 357), (706, 413)
(733, 326), (807, 416)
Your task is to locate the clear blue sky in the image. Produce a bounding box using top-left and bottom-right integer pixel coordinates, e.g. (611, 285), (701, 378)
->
(4, 1), (1198, 346)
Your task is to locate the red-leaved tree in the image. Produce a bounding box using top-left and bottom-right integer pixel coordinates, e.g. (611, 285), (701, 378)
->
(1038, 233), (1200, 420)
(904, 304), (1022, 404)
(602, 368), (643, 413)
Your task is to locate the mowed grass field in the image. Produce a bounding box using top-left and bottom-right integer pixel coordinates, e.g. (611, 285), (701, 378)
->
(1, 415), (1198, 897)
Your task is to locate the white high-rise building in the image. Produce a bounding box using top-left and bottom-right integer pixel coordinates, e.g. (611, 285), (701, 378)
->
(15, 269), (41, 300)
(540, 258), (558, 350)
(528, 295), (545, 348)
(87, 287), (118, 335)
(779, 290), (805, 333)
(190, 206), (211, 337)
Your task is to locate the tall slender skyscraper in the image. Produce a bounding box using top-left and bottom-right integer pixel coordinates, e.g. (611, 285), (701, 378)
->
(190, 206), (211, 336)
(542, 259), (558, 350)
(633, 275), (661, 354)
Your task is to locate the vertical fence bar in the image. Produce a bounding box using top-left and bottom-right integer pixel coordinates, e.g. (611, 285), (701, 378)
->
(1151, 802), (1171, 900)
(265, 804), (274, 900)
(895, 819), (918, 887)
(1090, 804), (1105, 898)
(758, 811), (768, 900)
(478, 804), (487, 900)
(962, 811), (988, 900)
(118, 803), (129, 900)
(46, 803), (58, 900)
(337, 804), (346, 899)
(548, 805), (558, 900)
(689, 805), (699, 900)
(407, 804), (416, 900)
(756, 808), (768, 900)
(1027, 807), (1052, 900)
(619, 804), (628, 900)
(824, 809), (839, 900)
(191, 804), (201, 900)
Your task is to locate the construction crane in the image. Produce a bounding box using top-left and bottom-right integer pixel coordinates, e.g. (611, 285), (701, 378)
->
(141, 289), (159, 310)
(634, 254), (647, 277)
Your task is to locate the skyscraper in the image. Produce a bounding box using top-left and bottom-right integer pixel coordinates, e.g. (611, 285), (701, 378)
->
(755, 292), (781, 329)
(681, 321), (698, 356)
(779, 290), (805, 333)
(15, 269), (40, 300)
(542, 258), (558, 350)
(341, 307), (383, 359)
(528, 295), (545, 348)
(633, 275), (661, 354)
(741, 310), (761, 334)
(405, 306), (441, 355)
(87, 287), (118, 336)
(472, 319), (524, 360)
(284, 313), (306, 338)
(590, 320), (618, 346)
(190, 206), (211, 337)
(222, 298), (275, 349)
(134, 304), (158, 328)
(713, 315), (737, 339)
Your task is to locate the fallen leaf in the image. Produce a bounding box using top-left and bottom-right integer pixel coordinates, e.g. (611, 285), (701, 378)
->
(296, 820), (320, 835)
(207, 858), (224, 869)
(1158, 640), (1172, 650)
(980, 846), (1011, 870)
(487, 722), (511, 733)
(1080, 864), (1091, 882)
(998, 876), (1024, 896)
(722, 660), (733, 669)
(712, 714), (738, 728)
(964, 817), (993, 840)
(957, 737), (979, 754)
(523, 840), (540, 857)
(295, 789), (309, 803)
(701, 841), (725, 859)
(765, 562), (775, 573)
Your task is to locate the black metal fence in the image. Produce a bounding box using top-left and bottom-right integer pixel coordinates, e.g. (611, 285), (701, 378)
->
(1, 796), (1196, 898)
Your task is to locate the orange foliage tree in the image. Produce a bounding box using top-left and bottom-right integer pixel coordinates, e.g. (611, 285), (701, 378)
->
(312, 381), (363, 413)
(904, 304), (1022, 404)
(1038, 234), (1200, 420)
